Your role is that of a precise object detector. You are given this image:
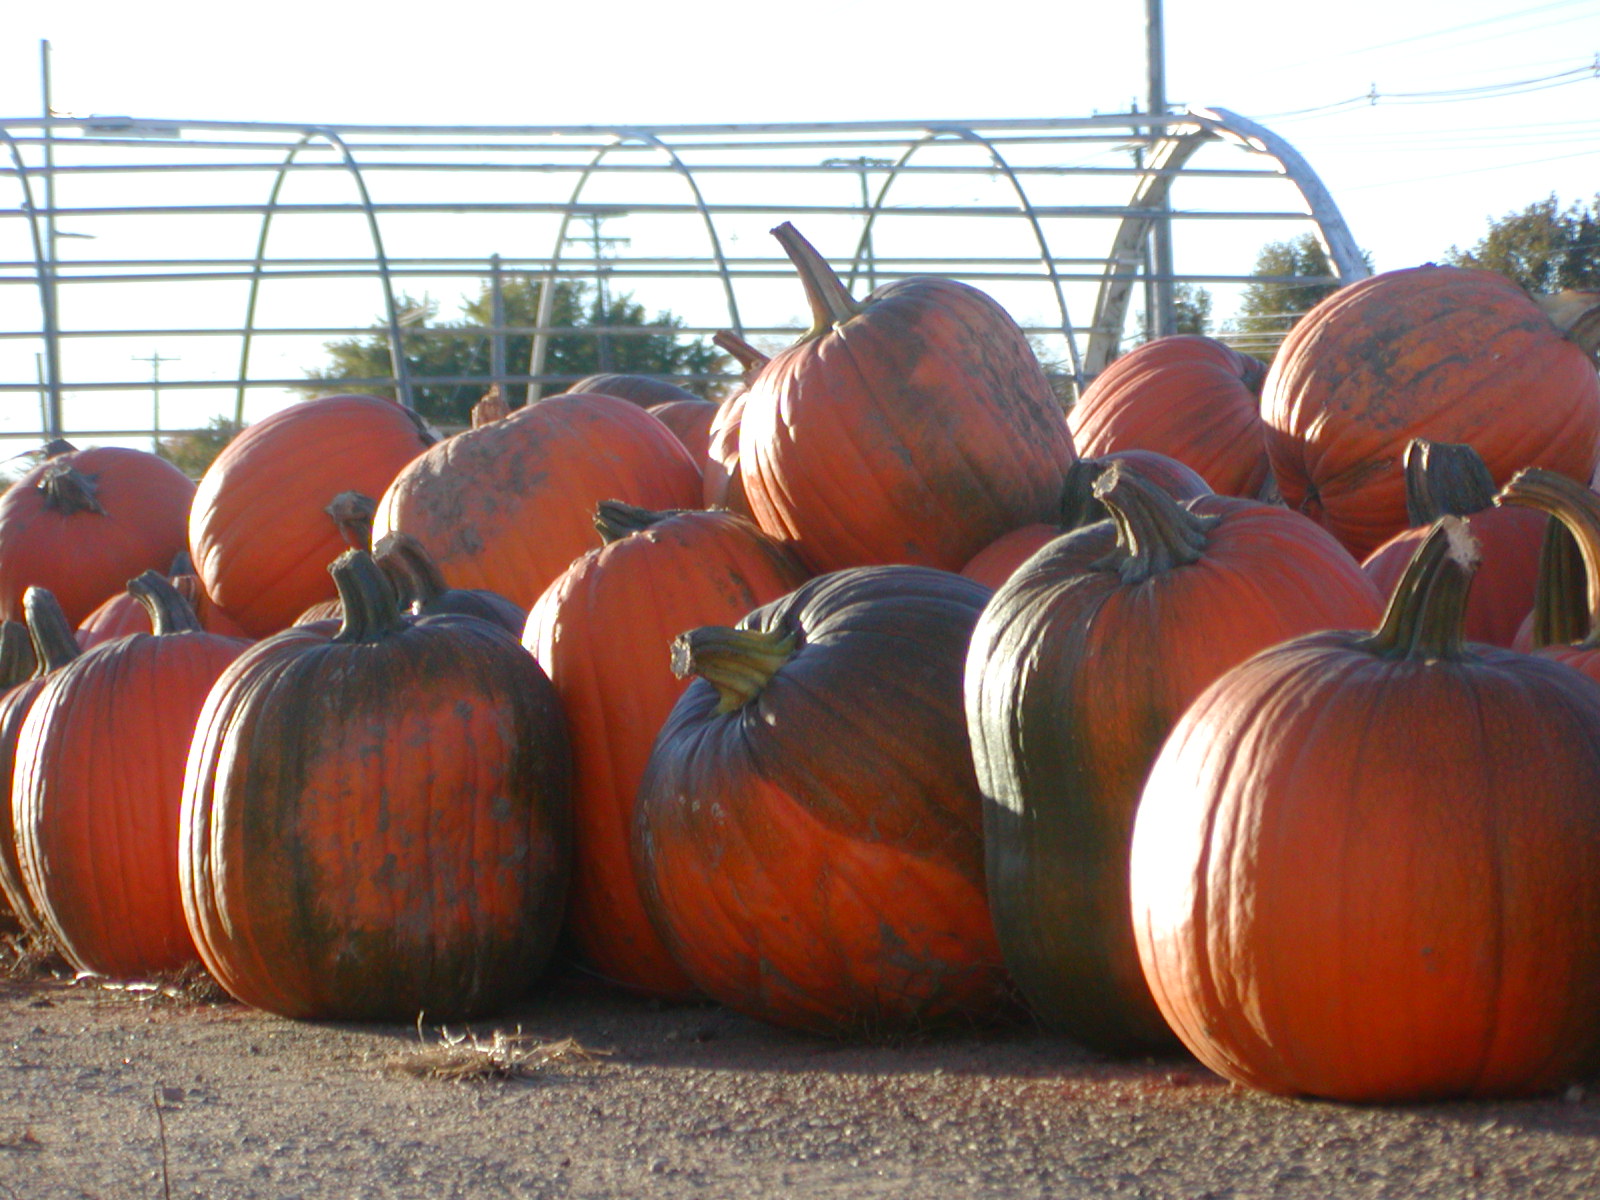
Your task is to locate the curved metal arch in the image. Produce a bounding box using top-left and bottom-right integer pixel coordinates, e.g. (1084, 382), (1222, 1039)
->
(236, 127), (412, 421)
(841, 126), (1084, 388)
(1084, 106), (1369, 376)
(528, 130), (743, 401)
(0, 128), (59, 436)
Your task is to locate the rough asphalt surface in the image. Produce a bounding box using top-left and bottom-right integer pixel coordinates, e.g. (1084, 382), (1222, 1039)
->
(3, 967), (1599, 1199)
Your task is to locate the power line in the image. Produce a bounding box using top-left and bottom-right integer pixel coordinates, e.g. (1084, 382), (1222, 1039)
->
(1256, 58), (1598, 118)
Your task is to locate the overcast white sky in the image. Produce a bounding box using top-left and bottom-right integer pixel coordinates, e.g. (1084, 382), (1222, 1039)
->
(0, 0), (1595, 445)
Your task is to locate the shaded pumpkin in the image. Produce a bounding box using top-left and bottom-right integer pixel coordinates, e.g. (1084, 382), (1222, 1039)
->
(566, 373), (703, 408)
(701, 330), (768, 516)
(1261, 266), (1600, 559)
(1068, 334), (1269, 498)
(189, 395), (434, 638)
(739, 224), (1076, 574)
(0, 442), (195, 626)
(372, 531), (525, 635)
(14, 574), (250, 977)
(180, 550), (572, 1020)
(1131, 520), (1600, 1101)
(647, 399), (718, 472)
(525, 501), (810, 998)
(634, 565), (1012, 1036)
(965, 464), (1383, 1052)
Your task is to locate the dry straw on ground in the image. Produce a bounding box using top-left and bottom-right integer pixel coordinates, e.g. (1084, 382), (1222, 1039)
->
(388, 1020), (612, 1083)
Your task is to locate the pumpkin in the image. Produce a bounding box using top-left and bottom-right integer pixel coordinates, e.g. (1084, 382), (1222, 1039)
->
(0, 590), (82, 932)
(77, 551), (249, 650)
(14, 574), (249, 977)
(189, 395), (434, 638)
(566, 373), (702, 407)
(1131, 519), (1600, 1101)
(372, 531), (526, 635)
(738, 224), (1076, 574)
(701, 330), (768, 516)
(647, 399), (718, 471)
(1261, 266), (1600, 559)
(965, 464), (1383, 1052)
(180, 550), (571, 1020)
(1361, 440), (1545, 647)
(961, 450), (1210, 589)
(372, 392), (702, 610)
(0, 442), (195, 626)
(1068, 334), (1269, 498)
(633, 565), (1011, 1035)
(525, 501), (809, 998)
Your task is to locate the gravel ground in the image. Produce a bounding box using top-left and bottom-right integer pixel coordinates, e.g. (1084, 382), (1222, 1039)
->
(4, 966), (1600, 1199)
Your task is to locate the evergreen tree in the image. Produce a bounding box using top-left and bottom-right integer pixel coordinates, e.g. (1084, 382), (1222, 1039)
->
(1226, 234), (1350, 364)
(1443, 193), (1600, 293)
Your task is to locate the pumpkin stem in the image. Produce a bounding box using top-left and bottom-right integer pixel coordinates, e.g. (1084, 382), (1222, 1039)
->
(1090, 461), (1219, 585)
(594, 500), (680, 544)
(771, 223), (861, 339)
(127, 569), (204, 635)
(329, 549), (408, 644)
(713, 330), (770, 383)
(371, 531), (448, 610)
(37, 460), (105, 516)
(672, 624), (797, 714)
(325, 491), (377, 552)
(1496, 467), (1600, 649)
(1361, 517), (1479, 661)
(471, 385), (510, 428)
(0, 620), (38, 689)
(22, 587), (82, 674)
(1402, 439), (1496, 525)
(1533, 290), (1600, 364)
(1058, 457), (1114, 531)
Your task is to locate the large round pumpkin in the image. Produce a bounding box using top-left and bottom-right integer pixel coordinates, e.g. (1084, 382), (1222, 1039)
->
(180, 550), (572, 1020)
(1068, 334), (1269, 498)
(525, 502), (810, 998)
(738, 224), (1076, 574)
(634, 565), (1011, 1035)
(0, 443), (195, 626)
(1130, 519), (1600, 1101)
(15, 574), (249, 977)
(189, 394), (435, 638)
(1261, 266), (1600, 559)
(372, 392), (702, 611)
(965, 464), (1383, 1052)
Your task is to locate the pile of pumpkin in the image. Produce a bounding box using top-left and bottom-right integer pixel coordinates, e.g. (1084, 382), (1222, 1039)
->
(2, 221), (1599, 1108)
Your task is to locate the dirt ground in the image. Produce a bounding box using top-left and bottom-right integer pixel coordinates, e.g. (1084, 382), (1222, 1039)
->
(4, 961), (1600, 1200)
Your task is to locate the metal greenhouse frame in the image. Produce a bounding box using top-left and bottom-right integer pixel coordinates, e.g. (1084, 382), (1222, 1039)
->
(0, 107), (1365, 445)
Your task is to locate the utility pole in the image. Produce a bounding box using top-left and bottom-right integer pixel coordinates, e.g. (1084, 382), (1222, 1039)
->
(564, 212), (629, 373)
(1146, 0), (1175, 338)
(133, 351), (178, 453)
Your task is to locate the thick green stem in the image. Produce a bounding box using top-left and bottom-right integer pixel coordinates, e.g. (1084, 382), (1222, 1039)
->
(771, 223), (861, 340)
(325, 491), (377, 553)
(1496, 467), (1600, 649)
(372, 531), (449, 608)
(22, 587), (82, 674)
(1402, 439), (1497, 525)
(330, 549), (408, 644)
(1090, 461), (1219, 585)
(38, 461), (104, 516)
(0, 621), (37, 689)
(1361, 517), (1479, 660)
(127, 570), (204, 635)
(672, 625), (797, 714)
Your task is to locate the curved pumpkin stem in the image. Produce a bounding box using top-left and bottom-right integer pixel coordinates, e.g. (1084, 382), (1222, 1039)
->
(471, 384), (510, 428)
(1362, 517), (1479, 661)
(593, 500), (680, 544)
(1090, 461), (1219, 585)
(1496, 467), (1600, 649)
(371, 531), (450, 609)
(1534, 290), (1600, 364)
(713, 330), (770, 385)
(127, 569), (204, 636)
(22, 587), (82, 674)
(672, 625), (797, 714)
(329, 549), (408, 644)
(1402, 439), (1496, 525)
(325, 491), (377, 552)
(38, 460), (105, 516)
(0, 620), (37, 689)
(1057, 457), (1117, 531)
(771, 223), (861, 340)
